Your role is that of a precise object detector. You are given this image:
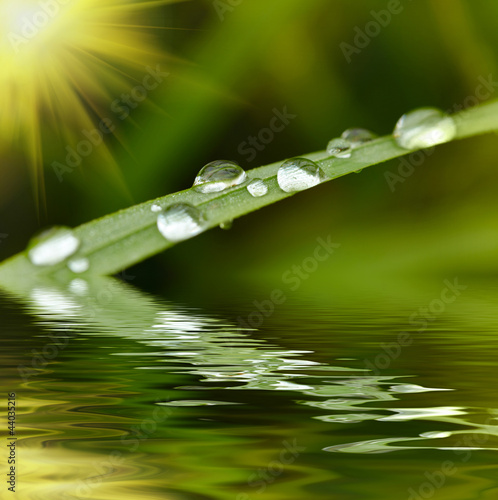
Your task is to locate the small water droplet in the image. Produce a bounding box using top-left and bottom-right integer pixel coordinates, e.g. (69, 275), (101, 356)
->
(341, 128), (376, 146)
(326, 138), (351, 158)
(393, 107), (457, 149)
(219, 220), (233, 230)
(277, 157), (325, 193)
(151, 204), (161, 213)
(246, 178), (268, 197)
(68, 258), (90, 274)
(193, 160), (247, 193)
(28, 227), (80, 267)
(157, 203), (206, 242)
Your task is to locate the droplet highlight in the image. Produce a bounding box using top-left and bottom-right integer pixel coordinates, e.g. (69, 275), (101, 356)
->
(246, 178), (268, 197)
(326, 138), (351, 158)
(68, 258), (90, 274)
(277, 157), (325, 193)
(157, 203), (206, 242)
(151, 204), (161, 213)
(28, 227), (80, 267)
(219, 220), (233, 230)
(327, 128), (376, 159)
(341, 128), (376, 146)
(393, 107), (457, 149)
(193, 160), (247, 193)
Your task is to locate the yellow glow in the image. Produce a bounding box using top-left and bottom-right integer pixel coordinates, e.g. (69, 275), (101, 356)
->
(0, 0), (177, 209)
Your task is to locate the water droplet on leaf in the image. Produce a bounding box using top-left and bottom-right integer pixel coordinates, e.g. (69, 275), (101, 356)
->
(157, 203), (206, 242)
(326, 138), (351, 158)
(68, 258), (90, 274)
(247, 178), (268, 197)
(277, 158), (324, 193)
(341, 128), (376, 146)
(28, 227), (80, 267)
(219, 220), (233, 230)
(393, 107), (457, 149)
(151, 204), (161, 213)
(193, 160), (247, 193)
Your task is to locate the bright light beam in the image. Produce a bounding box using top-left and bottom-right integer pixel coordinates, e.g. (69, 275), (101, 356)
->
(0, 0), (178, 215)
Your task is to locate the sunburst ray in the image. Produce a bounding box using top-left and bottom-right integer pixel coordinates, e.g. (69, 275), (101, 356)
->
(0, 0), (180, 216)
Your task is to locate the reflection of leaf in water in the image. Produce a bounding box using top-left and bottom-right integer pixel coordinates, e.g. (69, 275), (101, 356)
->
(3, 274), (498, 462)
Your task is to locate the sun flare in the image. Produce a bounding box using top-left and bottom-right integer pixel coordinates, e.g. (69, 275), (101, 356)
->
(0, 0), (177, 209)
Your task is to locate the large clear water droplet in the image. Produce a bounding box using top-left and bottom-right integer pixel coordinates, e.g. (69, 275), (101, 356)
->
(393, 107), (457, 149)
(193, 160), (247, 193)
(277, 157), (324, 193)
(68, 258), (90, 274)
(28, 227), (80, 267)
(157, 203), (206, 242)
(341, 128), (376, 146)
(246, 178), (268, 197)
(327, 138), (351, 158)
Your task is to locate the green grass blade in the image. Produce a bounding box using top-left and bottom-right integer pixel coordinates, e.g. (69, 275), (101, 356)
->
(1, 100), (497, 283)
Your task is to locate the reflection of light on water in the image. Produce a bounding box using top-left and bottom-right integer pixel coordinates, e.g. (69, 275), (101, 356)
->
(30, 287), (80, 317)
(11, 273), (498, 497)
(270, 380), (314, 391)
(151, 310), (207, 333)
(420, 431), (452, 438)
(325, 431), (498, 454)
(378, 406), (467, 422)
(158, 400), (241, 407)
(389, 383), (453, 393)
(68, 279), (89, 296)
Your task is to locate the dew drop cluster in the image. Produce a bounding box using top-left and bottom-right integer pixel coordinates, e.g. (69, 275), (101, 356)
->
(327, 128), (376, 158)
(25, 107), (459, 267)
(28, 227), (91, 274)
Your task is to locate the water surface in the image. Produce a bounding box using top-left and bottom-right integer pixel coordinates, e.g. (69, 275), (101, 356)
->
(2, 276), (498, 500)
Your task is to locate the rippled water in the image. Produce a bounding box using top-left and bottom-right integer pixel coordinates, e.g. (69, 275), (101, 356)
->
(2, 276), (498, 500)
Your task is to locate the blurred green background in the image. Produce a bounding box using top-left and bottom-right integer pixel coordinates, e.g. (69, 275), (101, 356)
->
(1, 0), (497, 303)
